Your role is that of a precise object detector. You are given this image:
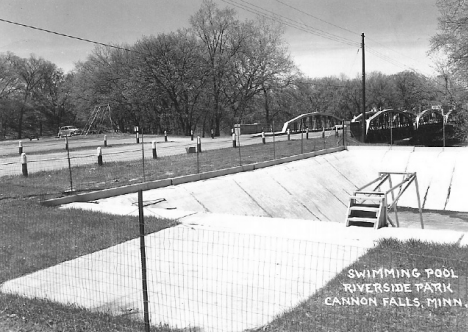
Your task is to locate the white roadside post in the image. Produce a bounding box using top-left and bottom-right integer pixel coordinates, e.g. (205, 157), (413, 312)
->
(97, 147), (103, 166)
(21, 153), (28, 177)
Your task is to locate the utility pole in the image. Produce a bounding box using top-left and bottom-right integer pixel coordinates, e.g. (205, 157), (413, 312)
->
(361, 32), (366, 143)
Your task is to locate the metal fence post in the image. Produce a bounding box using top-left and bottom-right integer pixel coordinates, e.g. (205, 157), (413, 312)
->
(301, 122), (304, 154)
(343, 120), (346, 149)
(66, 136), (73, 192)
(272, 122), (276, 160)
(152, 140), (157, 159)
(237, 132), (242, 166)
(138, 190), (151, 332)
(141, 129), (146, 182)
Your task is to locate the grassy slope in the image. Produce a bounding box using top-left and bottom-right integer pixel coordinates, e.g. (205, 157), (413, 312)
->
(266, 239), (468, 332)
(0, 198), (178, 332)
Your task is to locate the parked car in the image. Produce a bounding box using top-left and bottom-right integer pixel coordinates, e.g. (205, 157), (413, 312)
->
(58, 126), (81, 137)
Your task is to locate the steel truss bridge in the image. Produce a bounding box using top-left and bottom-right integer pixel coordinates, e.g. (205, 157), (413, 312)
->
(350, 108), (458, 144)
(281, 112), (344, 133)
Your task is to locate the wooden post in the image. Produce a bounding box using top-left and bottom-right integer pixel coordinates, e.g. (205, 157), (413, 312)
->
(21, 153), (28, 177)
(97, 147), (103, 166)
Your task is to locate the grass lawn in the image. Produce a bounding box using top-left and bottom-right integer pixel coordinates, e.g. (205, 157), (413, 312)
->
(265, 239), (468, 332)
(0, 198), (178, 331)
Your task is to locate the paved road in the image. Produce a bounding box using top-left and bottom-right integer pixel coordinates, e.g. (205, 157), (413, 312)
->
(0, 131), (338, 176)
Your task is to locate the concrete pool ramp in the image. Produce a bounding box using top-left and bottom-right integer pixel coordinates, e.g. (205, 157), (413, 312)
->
(64, 146), (468, 222)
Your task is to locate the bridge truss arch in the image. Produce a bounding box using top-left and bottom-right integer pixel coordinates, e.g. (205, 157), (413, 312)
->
(281, 112), (343, 133)
(351, 109), (416, 143)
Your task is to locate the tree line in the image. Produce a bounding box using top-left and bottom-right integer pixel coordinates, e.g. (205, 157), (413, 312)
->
(0, 0), (467, 140)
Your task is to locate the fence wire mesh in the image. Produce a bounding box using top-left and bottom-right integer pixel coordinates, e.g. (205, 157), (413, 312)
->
(2, 128), (467, 331)
(1, 218), (467, 332)
(0, 129), (346, 201)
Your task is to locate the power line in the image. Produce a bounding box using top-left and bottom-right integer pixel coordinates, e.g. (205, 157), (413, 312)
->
(274, 0), (358, 36)
(272, 0), (433, 75)
(0, 17), (138, 55)
(222, 0), (359, 48)
(228, 0), (441, 82)
(222, 0), (426, 76)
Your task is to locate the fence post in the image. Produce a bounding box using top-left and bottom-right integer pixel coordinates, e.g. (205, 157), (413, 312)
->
(343, 121), (346, 148)
(97, 147), (103, 166)
(66, 137), (73, 192)
(18, 141), (23, 154)
(141, 129), (146, 183)
(137, 190), (151, 332)
(21, 152), (28, 177)
(237, 132), (242, 166)
(301, 126), (304, 154)
(152, 140), (157, 159)
(196, 136), (200, 173)
(443, 110), (446, 149)
(272, 122), (276, 160)
(323, 130), (326, 150)
(197, 136), (202, 153)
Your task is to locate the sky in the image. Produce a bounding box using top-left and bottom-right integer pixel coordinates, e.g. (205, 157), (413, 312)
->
(0, 0), (441, 79)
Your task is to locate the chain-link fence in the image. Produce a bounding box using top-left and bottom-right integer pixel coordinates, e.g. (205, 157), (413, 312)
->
(1, 200), (467, 331)
(2, 129), (466, 331)
(0, 129), (347, 202)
